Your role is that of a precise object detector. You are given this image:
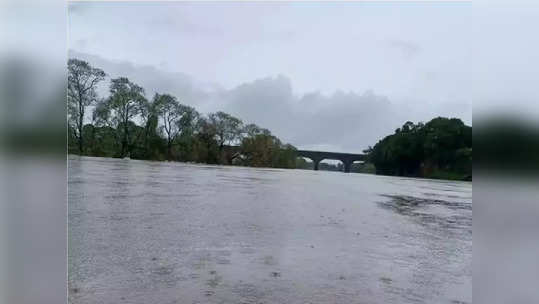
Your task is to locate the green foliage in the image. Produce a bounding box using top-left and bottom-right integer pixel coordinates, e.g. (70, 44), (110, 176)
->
(351, 162), (376, 174)
(295, 157), (313, 170)
(239, 130), (297, 169)
(208, 111), (244, 148)
(67, 58), (472, 178)
(67, 59), (106, 154)
(98, 77), (147, 157)
(368, 117), (472, 180)
(67, 57), (300, 168)
(319, 162), (343, 172)
(153, 93), (199, 160)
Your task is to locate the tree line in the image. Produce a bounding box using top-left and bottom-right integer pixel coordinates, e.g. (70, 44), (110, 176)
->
(68, 58), (472, 180)
(67, 58), (297, 168)
(366, 117), (472, 180)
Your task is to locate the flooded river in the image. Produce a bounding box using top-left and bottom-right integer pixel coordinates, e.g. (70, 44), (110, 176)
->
(68, 156), (472, 304)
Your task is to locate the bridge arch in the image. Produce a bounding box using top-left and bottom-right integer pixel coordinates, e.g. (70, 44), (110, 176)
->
(222, 146), (366, 173)
(296, 150), (366, 173)
(298, 156), (345, 171)
(319, 158), (346, 172)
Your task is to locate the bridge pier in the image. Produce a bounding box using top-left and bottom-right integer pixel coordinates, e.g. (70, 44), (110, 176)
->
(343, 160), (352, 173)
(296, 150), (366, 174)
(313, 158), (321, 171)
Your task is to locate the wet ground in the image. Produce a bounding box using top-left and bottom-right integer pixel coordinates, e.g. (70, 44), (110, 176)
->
(68, 156), (471, 304)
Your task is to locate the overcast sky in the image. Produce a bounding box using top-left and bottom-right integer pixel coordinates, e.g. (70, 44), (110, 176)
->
(67, 1), (537, 153)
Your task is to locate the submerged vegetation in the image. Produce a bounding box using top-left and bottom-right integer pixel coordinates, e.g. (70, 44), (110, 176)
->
(68, 58), (472, 180)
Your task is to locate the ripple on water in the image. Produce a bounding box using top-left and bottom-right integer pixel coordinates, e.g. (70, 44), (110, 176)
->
(68, 156), (471, 304)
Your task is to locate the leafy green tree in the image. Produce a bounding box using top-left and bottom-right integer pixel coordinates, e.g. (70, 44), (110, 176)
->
(153, 94), (180, 160)
(83, 99), (117, 157)
(174, 105), (200, 161)
(153, 93), (199, 160)
(243, 123), (271, 137)
(368, 117), (472, 180)
(67, 59), (106, 154)
(208, 111), (244, 150)
(194, 117), (220, 164)
(71, 57), (477, 177)
(295, 157), (313, 169)
(104, 77), (146, 157)
(276, 144), (298, 168)
(139, 99), (165, 160)
(240, 129), (297, 168)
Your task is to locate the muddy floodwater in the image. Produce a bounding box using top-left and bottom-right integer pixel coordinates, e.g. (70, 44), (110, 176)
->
(68, 156), (472, 304)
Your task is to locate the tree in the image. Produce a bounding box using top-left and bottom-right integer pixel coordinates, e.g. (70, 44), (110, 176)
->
(67, 59), (106, 154)
(81, 98), (116, 157)
(138, 97), (164, 160)
(240, 128), (297, 168)
(64, 58), (321, 169)
(153, 93), (198, 160)
(105, 77), (146, 157)
(92, 98), (111, 128)
(174, 104), (200, 161)
(367, 117), (472, 180)
(194, 117), (219, 164)
(243, 123), (271, 137)
(208, 111), (244, 150)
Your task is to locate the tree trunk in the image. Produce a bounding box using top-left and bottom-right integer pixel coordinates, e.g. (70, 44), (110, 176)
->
(90, 126), (96, 155)
(78, 104), (84, 155)
(123, 125), (128, 158)
(167, 140), (172, 161)
(122, 110), (129, 158)
(78, 130), (83, 155)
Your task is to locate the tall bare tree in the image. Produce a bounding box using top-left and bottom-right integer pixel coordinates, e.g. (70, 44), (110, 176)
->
(68, 59), (106, 154)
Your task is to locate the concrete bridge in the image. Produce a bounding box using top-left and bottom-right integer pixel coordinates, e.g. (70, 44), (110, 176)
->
(296, 150), (366, 173)
(222, 146), (367, 173)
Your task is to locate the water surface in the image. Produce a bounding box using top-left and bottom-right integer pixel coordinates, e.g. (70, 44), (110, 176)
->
(68, 156), (471, 304)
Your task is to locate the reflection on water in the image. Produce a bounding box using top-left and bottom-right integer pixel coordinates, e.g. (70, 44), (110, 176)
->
(68, 156), (471, 304)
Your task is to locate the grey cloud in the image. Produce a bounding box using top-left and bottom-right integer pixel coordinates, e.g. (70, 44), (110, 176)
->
(73, 39), (87, 49)
(221, 78), (401, 152)
(68, 50), (215, 111)
(68, 2), (88, 16)
(150, 15), (223, 37)
(222, 81), (469, 151)
(388, 40), (421, 59)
